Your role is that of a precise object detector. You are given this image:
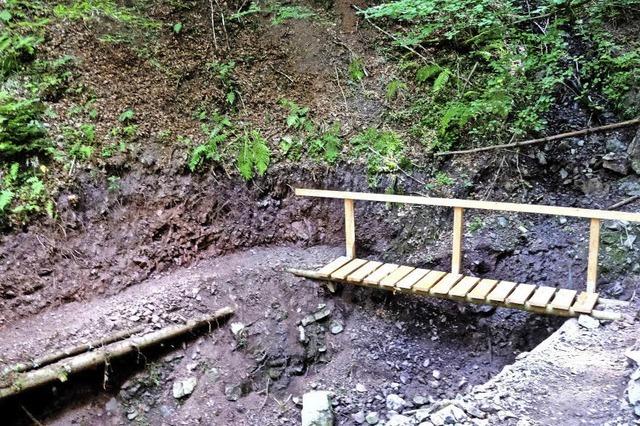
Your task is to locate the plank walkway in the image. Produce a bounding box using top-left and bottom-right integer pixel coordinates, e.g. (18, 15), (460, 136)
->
(303, 257), (601, 317)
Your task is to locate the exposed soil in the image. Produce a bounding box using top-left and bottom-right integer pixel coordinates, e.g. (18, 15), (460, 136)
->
(0, 245), (561, 425)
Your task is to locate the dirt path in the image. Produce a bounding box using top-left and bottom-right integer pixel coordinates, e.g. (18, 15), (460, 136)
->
(0, 244), (563, 425)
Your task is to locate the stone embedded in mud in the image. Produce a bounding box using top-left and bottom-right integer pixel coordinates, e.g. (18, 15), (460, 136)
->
(628, 376), (640, 405)
(603, 152), (630, 175)
(301, 390), (334, 426)
(172, 377), (197, 399)
(578, 314), (600, 330)
(365, 411), (380, 425)
(224, 383), (245, 401)
(386, 394), (407, 411)
(356, 383), (367, 393)
(386, 414), (414, 426)
(230, 322), (245, 337)
(329, 320), (344, 334)
(628, 128), (640, 175)
(430, 404), (467, 426)
(352, 410), (366, 424)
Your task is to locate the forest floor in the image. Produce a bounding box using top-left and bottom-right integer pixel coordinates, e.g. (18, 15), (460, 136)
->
(0, 245), (637, 425)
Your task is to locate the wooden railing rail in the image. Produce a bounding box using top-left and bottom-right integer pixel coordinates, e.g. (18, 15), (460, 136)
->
(295, 188), (640, 294)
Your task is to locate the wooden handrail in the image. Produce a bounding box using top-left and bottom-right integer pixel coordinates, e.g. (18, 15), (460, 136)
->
(295, 188), (640, 294)
(295, 188), (640, 222)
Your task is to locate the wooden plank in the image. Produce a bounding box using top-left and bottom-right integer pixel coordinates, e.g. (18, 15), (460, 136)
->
(586, 218), (600, 293)
(505, 284), (536, 306)
(413, 271), (447, 294)
(550, 288), (577, 311)
(362, 263), (399, 286)
(344, 199), (356, 258)
(467, 279), (498, 301)
(330, 258), (368, 280)
(380, 265), (415, 287)
(486, 281), (517, 303)
(527, 286), (557, 308)
(451, 207), (464, 274)
(395, 268), (430, 290)
(294, 188), (640, 223)
(449, 276), (481, 299)
(430, 273), (464, 296)
(317, 256), (351, 277)
(572, 291), (599, 314)
(346, 261), (382, 283)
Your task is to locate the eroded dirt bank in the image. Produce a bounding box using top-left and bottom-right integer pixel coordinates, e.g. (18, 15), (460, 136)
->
(0, 245), (561, 425)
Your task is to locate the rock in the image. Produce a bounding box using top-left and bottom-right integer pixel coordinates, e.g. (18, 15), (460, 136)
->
(628, 128), (640, 175)
(230, 322), (245, 337)
(356, 383), (367, 393)
(224, 383), (243, 401)
(105, 397), (119, 414)
(578, 314), (600, 330)
(606, 137), (627, 152)
(387, 414), (414, 426)
(430, 404), (467, 425)
(172, 377), (197, 399)
(365, 411), (380, 425)
(422, 358), (431, 368)
(329, 320), (344, 334)
(415, 408), (430, 422)
(581, 177), (606, 195)
(413, 395), (427, 406)
(432, 370), (441, 380)
(628, 378), (640, 405)
(602, 152), (630, 174)
(497, 410), (517, 421)
(386, 394), (407, 411)
(314, 307), (332, 321)
(353, 411), (366, 424)
(301, 391), (334, 426)
(626, 350), (640, 366)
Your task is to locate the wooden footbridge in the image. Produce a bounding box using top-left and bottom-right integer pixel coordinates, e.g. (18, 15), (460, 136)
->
(289, 189), (640, 321)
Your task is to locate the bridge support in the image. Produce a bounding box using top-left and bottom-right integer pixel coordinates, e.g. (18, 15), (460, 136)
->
(587, 218), (600, 293)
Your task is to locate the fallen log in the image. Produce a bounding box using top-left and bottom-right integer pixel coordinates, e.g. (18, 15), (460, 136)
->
(435, 117), (640, 156)
(3, 325), (146, 375)
(0, 306), (234, 400)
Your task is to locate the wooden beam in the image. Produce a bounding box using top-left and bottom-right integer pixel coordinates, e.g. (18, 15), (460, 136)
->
(451, 207), (464, 274)
(587, 218), (601, 293)
(294, 188), (640, 223)
(344, 198), (356, 258)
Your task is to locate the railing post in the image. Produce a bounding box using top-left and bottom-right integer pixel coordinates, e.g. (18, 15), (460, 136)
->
(451, 207), (464, 274)
(344, 199), (356, 258)
(586, 217), (601, 293)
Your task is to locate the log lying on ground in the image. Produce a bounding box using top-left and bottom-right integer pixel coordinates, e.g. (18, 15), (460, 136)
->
(3, 325), (146, 375)
(435, 117), (640, 156)
(0, 306), (234, 400)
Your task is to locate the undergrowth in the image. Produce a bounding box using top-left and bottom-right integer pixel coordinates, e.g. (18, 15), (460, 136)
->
(363, 0), (640, 152)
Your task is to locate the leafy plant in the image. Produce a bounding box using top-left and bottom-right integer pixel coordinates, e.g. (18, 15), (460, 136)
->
(351, 128), (407, 185)
(118, 108), (135, 123)
(280, 99), (313, 131)
(236, 131), (270, 180)
(0, 91), (48, 157)
(270, 5), (315, 25)
(386, 79), (407, 101)
(347, 58), (365, 82)
(207, 61), (238, 106)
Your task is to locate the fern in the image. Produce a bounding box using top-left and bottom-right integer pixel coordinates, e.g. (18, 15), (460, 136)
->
(236, 131), (270, 180)
(0, 190), (14, 212)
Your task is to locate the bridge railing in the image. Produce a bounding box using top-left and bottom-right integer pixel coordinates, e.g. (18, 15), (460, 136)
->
(295, 188), (640, 294)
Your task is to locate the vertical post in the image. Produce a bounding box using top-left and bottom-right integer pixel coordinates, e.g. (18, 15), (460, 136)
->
(344, 199), (356, 258)
(586, 217), (601, 293)
(451, 207), (464, 274)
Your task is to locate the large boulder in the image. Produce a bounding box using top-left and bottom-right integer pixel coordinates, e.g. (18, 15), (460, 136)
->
(301, 391), (334, 426)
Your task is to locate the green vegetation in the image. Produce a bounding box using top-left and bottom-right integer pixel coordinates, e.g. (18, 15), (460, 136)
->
(278, 99), (343, 165)
(207, 61), (239, 106)
(363, 0), (640, 151)
(269, 4), (316, 25)
(351, 128), (407, 185)
(347, 58), (366, 82)
(187, 112), (270, 181)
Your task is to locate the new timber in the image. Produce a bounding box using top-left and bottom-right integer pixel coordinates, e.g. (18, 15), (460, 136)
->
(289, 189), (640, 320)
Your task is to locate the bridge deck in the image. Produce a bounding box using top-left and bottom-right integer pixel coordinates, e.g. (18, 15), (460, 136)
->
(301, 256), (601, 317)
